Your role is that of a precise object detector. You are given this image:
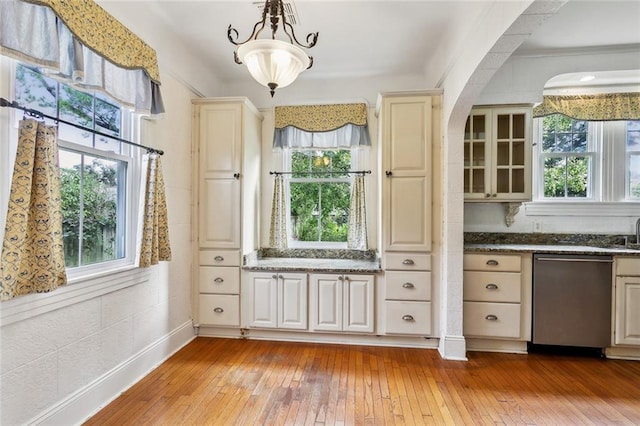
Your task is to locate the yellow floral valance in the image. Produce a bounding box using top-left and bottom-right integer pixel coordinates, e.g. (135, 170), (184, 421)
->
(275, 103), (368, 132)
(533, 93), (640, 121)
(24, 0), (160, 83)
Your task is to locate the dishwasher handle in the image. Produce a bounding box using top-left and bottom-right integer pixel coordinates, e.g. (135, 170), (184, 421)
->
(535, 257), (613, 263)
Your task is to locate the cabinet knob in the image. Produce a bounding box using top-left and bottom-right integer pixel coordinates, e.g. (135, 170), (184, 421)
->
(402, 259), (415, 265)
(338, 275), (344, 281)
(485, 283), (498, 290)
(402, 314), (415, 322)
(385, 171), (392, 177)
(272, 274), (278, 279)
(485, 193), (491, 198)
(233, 172), (240, 179)
(344, 276), (350, 282)
(213, 307), (224, 313)
(214, 256), (224, 262)
(492, 193), (497, 198)
(486, 259), (499, 266)
(485, 314), (498, 321)
(402, 282), (415, 289)
(214, 277), (224, 283)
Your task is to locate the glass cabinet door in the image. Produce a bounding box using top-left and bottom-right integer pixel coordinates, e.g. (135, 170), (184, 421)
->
(493, 109), (530, 199)
(463, 109), (491, 199)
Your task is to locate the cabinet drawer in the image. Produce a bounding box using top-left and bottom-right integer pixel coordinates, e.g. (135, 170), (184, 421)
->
(463, 254), (521, 272)
(385, 271), (431, 301)
(463, 271), (521, 303)
(199, 266), (239, 294)
(199, 250), (240, 267)
(385, 253), (431, 271)
(384, 301), (431, 335)
(463, 302), (521, 339)
(199, 295), (240, 326)
(616, 257), (640, 276)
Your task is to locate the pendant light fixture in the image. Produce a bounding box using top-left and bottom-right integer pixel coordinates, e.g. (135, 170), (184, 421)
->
(228, 0), (318, 97)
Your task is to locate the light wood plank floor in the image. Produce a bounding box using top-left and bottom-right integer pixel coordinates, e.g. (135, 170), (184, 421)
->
(84, 337), (640, 425)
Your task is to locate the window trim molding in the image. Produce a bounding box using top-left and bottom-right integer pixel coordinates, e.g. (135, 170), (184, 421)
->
(525, 201), (640, 216)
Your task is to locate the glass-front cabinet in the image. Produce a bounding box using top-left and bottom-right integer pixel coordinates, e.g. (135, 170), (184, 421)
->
(464, 106), (532, 201)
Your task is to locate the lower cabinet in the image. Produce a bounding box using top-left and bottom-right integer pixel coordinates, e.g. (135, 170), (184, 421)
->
(614, 258), (640, 346)
(246, 272), (308, 330)
(310, 274), (375, 333)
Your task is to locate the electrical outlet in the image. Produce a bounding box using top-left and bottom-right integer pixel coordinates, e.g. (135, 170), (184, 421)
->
(533, 221), (543, 233)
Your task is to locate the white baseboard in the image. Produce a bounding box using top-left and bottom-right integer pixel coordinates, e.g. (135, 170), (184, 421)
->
(28, 321), (196, 426)
(438, 335), (468, 361)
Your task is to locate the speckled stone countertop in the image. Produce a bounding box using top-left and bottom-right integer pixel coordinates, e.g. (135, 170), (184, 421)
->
(243, 248), (382, 273)
(464, 233), (640, 256)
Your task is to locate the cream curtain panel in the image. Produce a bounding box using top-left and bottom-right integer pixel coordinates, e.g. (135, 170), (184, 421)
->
(533, 93), (640, 121)
(1, 119), (67, 301)
(269, 174), (288, 249)
(273, 103), (371, 149)
(0, 0), (165, 114)
(347, 174), (368, 250)
(139, 154), (171, 267)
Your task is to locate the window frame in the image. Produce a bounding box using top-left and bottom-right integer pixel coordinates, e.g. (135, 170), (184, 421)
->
(283, 148), (357, 249)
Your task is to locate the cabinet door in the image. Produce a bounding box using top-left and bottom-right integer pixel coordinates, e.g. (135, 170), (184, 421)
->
(311, 274), (343, 332)
(247, 273), (278, 328)
(463, 109), (492, 200)
(198, 103), (242, 178)
(385, 175), (431, 252)
(199, 178), (240, 249)
(343, 275), (374, 333)
(491, 108), (531, 200)
(279, 273), (308, 330)
(615, 276), (640, 346)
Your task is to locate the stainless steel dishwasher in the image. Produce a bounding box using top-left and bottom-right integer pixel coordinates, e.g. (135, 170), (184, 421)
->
(532, 253), (613, 349)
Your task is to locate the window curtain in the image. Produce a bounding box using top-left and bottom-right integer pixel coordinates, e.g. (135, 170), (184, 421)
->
(0, 0), (165, 114)
(347, 174), (368, 250)
(273, 103), (371, 149)
(0, 119), (67, 301)
(139, 154), (171, 267)
(533, 93), (640, 121)
(269, 174), (288, 249)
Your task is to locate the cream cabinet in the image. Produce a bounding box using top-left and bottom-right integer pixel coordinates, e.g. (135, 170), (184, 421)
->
(310, 274), (374, 334)
(463, 253), (531, 340)
(245, 272), (308, 330)
(614, 258), (640, 346)
(192, 98), (262, 327)
(463, 106), (532, 201)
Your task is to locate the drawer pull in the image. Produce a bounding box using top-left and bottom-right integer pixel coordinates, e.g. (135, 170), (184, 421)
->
(402, 282), (415, 289)
(338, 275), (344, 281)
(486, 260), (499, 266)
(272, 274), (278, 279)
(214, 277), (224, 283)
(214, 256), (224, 262)
(402, 314), (415, 321)
(485, 314), (498, 321)
(402, 259), (415, 265)
(213, 307), (224, 313)
(485, 283), (498, 290)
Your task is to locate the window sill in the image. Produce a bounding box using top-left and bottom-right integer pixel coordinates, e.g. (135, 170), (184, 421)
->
(525, 201), (640, 216)
(0, 266), (151, 327)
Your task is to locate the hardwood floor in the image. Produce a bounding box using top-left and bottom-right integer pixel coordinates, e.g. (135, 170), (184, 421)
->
(84, 337), (640, 425)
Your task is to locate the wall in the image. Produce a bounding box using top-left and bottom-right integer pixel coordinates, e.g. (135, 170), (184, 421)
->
(0, 68), (196, 425)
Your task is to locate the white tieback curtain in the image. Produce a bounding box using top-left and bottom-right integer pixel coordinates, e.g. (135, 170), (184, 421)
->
(139, 154), (172, 267)
(0, 0), (165, 114)
(1, 119), (67, 301)
(269, 174), (288, 249)
(347, 174), (368, 250)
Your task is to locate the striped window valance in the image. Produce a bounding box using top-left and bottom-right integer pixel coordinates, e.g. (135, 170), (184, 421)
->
(533, 93), (640, 121)
(273, 103), (371, 149)
(1, 0), (164, 114)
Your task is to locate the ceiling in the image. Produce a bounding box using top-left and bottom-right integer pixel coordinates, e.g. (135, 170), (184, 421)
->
(99, 0), (640, 90)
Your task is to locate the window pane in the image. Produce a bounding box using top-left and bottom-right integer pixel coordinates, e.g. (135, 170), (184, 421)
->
(290, 182), (320, 242)
(628, 121), (640, 151)
(59, 85), (94, 128)
(95, 98), (121, 137)
(543, 157), (566, 198)
(542, 114), (588, 153)
(566, 157), (589, 197)
(15, 65), (58, 118)
(630, 153), (640, 199)
(59, 150), (82, 267)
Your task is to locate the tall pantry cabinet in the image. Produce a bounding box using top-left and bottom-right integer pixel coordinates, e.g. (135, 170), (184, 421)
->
(377, 91), (441, 337)
(192, 98), (263, 330)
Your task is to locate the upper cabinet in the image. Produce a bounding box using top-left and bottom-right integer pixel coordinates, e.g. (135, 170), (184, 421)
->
(464, 106), (532, 202)
(379, 93), (438, 253)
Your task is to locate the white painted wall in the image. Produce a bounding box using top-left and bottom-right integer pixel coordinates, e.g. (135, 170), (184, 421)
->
(0, 71), (196, 425)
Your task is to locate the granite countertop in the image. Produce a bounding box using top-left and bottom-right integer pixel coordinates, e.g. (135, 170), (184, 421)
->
(242, 248), (382, 273)
(464, 233), (640, 257)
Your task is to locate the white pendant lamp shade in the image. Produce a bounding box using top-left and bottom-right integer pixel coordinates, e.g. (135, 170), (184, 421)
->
(237, 39), (310, 96)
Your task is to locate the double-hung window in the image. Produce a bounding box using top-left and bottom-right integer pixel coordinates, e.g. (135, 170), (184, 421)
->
(286, 149), (355, 247)
(14, 64), (139, 276)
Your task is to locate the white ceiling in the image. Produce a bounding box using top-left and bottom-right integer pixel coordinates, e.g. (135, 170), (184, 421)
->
(99, 0), (640, 90)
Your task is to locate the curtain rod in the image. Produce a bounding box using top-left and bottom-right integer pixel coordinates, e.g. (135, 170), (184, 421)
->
(270, 170), (371, 176)
(0, 97), (164, 155)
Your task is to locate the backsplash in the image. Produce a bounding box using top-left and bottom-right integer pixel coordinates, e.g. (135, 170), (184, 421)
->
(464, 232), (630, 247)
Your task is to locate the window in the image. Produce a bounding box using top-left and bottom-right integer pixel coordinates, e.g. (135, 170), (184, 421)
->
(286, 149), (353, 247)
(534, 113), (640, 203)
(14, 64), (138, 272)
